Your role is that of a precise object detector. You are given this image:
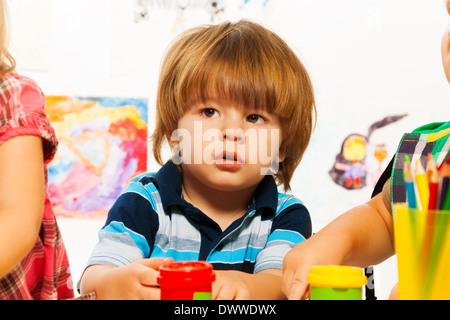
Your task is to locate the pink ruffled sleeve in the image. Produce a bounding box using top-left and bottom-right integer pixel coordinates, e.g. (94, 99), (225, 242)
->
(0, 73), (58, 164)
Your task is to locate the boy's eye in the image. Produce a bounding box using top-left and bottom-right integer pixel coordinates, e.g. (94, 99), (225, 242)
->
(247, 114), (265, 124)
(202, 108), (219, 118)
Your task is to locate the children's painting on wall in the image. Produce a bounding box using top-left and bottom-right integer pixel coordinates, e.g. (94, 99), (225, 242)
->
(329, 114), (408, 190)
(45, 96), (148, 219)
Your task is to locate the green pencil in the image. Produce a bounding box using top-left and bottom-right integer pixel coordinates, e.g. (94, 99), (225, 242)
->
(443, 179), (450, 211)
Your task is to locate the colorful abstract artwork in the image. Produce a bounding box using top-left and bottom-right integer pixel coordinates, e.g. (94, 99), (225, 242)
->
(45, 96), (148, 219)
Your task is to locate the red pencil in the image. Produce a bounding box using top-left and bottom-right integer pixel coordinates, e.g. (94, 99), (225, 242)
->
(428, 153), (439, 211)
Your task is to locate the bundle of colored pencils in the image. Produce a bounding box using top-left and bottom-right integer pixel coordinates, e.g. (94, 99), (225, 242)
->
(394, 153), (450, 299)
(403, 153), (450, 212)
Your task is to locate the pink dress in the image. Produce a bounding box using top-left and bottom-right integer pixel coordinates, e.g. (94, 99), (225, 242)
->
(0, 72), (74, 299)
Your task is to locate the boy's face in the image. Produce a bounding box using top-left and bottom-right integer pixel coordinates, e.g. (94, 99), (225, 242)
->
(170, 100), (285, 192)
(443, 0), (450, 83)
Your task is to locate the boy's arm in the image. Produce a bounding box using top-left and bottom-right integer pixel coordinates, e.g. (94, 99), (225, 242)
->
(282, 183), (395, 300)
(213, 268), (284, 300)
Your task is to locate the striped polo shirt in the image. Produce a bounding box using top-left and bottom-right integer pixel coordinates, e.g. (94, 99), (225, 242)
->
(85, 161), (311, 273)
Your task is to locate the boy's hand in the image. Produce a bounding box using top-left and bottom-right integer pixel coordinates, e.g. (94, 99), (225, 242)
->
(81, 257), (173, 300)
(212, 270), (251, 300)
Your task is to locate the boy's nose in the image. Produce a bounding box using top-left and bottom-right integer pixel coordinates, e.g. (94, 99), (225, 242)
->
(223, 128), (245, 142)
(220, 110), (245, 142)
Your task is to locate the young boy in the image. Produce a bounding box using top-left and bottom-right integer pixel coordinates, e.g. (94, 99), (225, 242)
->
(281, 0), (450, 300)
(79, 20), (316, 299)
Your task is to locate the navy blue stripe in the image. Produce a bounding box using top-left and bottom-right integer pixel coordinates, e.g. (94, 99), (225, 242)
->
(105, 192), (159, 255)
(212, 261), (255, 273)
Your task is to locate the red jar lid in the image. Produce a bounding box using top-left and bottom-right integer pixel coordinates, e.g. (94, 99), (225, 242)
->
(157, 261), (215, 288)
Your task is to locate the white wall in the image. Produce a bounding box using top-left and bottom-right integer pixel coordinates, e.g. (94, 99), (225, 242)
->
(7, 0), (450, 299)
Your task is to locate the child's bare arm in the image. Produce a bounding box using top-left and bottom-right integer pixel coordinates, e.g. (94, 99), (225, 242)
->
(281, 184), (395, 300)
(213, 269), (285, 300)
(0, 136), (45, 278)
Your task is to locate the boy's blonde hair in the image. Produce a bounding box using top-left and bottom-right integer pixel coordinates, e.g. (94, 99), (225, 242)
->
(0, 0), (15, 74)
(152, 20), (316, 191)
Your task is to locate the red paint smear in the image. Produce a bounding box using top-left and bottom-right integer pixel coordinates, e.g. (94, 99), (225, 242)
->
(109, 118), (147, 173)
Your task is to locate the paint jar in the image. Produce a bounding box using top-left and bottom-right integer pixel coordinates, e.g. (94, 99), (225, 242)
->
(157, 261), (215, 300)
(307, 265), (367, 300)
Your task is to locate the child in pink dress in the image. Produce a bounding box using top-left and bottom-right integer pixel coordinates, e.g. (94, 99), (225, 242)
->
(0, 0), (75, 299)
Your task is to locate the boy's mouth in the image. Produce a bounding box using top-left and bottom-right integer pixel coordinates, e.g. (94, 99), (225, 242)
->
(214, 151), (244, 164)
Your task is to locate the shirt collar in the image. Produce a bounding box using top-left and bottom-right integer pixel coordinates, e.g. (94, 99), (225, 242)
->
(153, 161), (186, 212)
(154, 161), (279, 217)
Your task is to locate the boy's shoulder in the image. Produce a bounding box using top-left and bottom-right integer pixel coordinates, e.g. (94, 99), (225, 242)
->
(275, 193), (306, 216)
(124, 172), (161, 204)
(129, 171), (157, 185)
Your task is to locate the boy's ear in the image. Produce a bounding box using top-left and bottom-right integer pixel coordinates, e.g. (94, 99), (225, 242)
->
(166, 131), (178, 149)
(277, 150), (286, 163)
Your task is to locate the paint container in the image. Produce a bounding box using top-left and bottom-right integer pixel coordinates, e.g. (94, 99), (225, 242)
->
(307, 265), (367, 300)
(157, 261), (215, 300)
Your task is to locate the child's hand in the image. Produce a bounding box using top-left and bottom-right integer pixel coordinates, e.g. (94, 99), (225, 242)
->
(281, 244), (313, 300)
(81, 257), (173, 299)
(282, 240), (341, 300)
(388, 283), (398, 300)
(212, 270), (251, 300)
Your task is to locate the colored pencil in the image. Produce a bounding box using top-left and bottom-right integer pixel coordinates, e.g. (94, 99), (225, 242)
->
(423, 185), (450, 298)
(393, 203), (421, 299)
(427, 154), (439, 211)
(426, 153), (434, 181)
(415, 158), (429, 213)
(442, 181), (450, 211)
(439, 157), (450, 210)
(418, 154), (441, 296)
(403, 155), (416, 209)
(429, 210), (450, 299)
(396, 151), (450, 299)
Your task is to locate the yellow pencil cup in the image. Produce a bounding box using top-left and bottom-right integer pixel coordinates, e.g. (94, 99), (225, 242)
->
(393, 204), (450, 299)
(307, 265), (367, 300)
